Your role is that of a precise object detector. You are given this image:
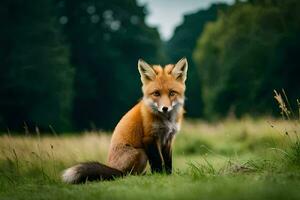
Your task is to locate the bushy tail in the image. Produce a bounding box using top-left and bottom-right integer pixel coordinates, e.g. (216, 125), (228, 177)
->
(61, 162), (123, 184)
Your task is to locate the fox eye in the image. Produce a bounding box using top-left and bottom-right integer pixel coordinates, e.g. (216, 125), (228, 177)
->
(152, 91), (160, 97)
(169, 91), (176, 97)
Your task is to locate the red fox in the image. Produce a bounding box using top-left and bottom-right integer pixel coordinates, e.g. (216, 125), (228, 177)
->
(62, 58), (188, 184)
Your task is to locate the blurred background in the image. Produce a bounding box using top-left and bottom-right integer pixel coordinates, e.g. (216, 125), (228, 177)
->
(0, 0), (299, 132)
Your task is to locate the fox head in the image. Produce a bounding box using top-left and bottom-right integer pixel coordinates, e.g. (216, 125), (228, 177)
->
(138, 58), (188, 114)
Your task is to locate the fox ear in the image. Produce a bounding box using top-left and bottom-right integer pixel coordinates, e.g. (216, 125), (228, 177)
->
(172, 57), (188, 82)
(138, 59), (156, 83)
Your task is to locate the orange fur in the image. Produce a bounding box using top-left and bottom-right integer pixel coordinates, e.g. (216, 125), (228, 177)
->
(108, 58), (188, 174)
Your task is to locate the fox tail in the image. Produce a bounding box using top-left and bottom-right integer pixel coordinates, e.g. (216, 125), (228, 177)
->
(61, 162), (123, 184)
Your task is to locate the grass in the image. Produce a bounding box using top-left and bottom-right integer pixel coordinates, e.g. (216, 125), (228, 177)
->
(273, 90), (300, 166)
(0, 117), (300, 200)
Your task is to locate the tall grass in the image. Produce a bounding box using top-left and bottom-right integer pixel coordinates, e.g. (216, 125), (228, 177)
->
(273, 89), (300, 166)
(0, 114), (298, 187)
(0, 132), (110, 185)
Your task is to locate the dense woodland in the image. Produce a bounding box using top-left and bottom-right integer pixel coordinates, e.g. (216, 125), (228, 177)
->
(0, 0), (299, 132)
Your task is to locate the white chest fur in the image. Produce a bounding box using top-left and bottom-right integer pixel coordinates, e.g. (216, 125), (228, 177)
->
(152, 116), (179, 145)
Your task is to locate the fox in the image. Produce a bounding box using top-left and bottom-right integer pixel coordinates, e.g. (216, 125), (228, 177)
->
(62, 58), (188, 184)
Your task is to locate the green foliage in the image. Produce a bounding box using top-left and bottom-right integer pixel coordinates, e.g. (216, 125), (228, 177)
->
(1, 0), (300, 131)
(0, 0), (164, 132)
(289, 141), (300, 166)
(57, 0), (164, 130)
(194, 0), (300, 119)
(0, 0), (74, 131)
(165, 4), (228, 117)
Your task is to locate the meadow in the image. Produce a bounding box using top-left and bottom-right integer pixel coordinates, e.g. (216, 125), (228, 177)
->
(1, 117), (300, 200)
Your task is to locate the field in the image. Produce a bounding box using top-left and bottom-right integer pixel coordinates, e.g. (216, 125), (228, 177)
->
(1, 118), (300, 200)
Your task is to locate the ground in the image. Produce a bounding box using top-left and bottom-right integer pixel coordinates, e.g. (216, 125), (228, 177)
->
(0, 118), (300, 200)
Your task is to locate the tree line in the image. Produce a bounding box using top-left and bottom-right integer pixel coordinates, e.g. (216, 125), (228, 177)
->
(0, 0), (299, 132)
(193, 0), (300, 119)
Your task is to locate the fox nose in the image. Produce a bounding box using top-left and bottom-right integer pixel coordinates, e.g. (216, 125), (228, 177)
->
(162, 107), (168, 113)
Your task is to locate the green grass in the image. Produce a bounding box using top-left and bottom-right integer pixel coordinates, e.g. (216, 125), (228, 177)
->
(0, 118), (300, 200)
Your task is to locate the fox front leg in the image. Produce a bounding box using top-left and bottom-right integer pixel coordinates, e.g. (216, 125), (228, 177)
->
(143, 137), (163, 173)
(162, 139), (172, 174)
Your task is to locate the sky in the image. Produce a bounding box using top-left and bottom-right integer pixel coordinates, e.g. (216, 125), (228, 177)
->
(137, 0), (235, 41)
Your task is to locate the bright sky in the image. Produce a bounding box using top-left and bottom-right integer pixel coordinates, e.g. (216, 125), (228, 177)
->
(137, 0), (235, 41)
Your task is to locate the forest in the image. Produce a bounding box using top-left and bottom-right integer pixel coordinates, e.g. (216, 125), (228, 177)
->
(0, 0), (299, 132)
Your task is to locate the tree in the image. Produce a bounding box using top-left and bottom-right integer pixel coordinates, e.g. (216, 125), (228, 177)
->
(57, 0), (164, 130)
(0, 0), (74, 132)
(165, 4), (228, 118)
(193, 0), (300, 118)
